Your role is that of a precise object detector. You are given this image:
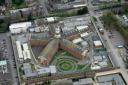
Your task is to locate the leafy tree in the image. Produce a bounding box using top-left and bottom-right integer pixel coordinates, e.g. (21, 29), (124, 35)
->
(27, 12), (33, 21)
(12, 0), (25, 5)
(0, 19), (9, 32)
(0, 0), (5, 5)
(77, 7), (88, 15)
(101, 12), (128, 40)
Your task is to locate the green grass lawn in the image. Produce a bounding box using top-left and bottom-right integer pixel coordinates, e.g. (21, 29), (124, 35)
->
(12, 3), (27, 9)
(51, 49), (91, 72)
(11, 0), (27, 9)
(59, 61), (74, 71)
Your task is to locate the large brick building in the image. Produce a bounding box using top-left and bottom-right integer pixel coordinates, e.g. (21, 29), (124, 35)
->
(38, 39), (59, 65)
(31, 38), (88, 65)
(30, 39), (50, 46)
(60, 39), (88, 60)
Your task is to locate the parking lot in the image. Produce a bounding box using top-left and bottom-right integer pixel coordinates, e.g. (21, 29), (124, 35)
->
(0, 33), (19, 85)
(108, 29), (125, 47)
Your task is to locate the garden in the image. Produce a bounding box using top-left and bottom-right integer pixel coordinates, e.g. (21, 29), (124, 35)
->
(51, 50), (91, 72)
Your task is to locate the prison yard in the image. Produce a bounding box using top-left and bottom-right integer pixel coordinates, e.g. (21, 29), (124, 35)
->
(10, 15), (114, 84)
(51, 50), (91, 72)
(1, 0), (128, 85)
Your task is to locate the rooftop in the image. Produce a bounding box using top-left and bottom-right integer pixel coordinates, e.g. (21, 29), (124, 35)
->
(0, 60), (7, 66)
(97, 74), (126, 85)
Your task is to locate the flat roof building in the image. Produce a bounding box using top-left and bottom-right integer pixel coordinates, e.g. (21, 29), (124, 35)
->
(0, 60), (8, 73)
(93, 40), (103, 48)
(9, 22), (32, 34)
(16, 41), (24, 61)
(73, 78), (93, 85)
(96, 74), (126, 85)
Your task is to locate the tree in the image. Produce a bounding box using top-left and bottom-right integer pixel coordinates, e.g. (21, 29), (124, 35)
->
(0, 0), (5, 5)
(12, 0), (25, 5)
(101, 12), (128, 40)
(27, 12), (33, 21)
(77, 7), (88, 15)
(0, 19), (9, 32)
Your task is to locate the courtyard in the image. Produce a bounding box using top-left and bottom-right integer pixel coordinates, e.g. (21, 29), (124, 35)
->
(51, 50), (91, 72)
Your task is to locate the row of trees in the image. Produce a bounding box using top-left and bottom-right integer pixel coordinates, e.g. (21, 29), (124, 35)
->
(12, 0), (25, 5)
(98, 2), (122, 10)
(50, 7), (88, 17)
(0, 0), (25, 6)
(101, 12), (128, 40)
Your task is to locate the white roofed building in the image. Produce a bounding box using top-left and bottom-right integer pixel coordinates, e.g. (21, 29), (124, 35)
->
(76, 25), (88, 31)
(22, 43), (31, 60)
(23, 50), (31, 60)
(9, 22), (32, 34)
(72, 38), (83, 44)
(23, 43), (29, 50)
(50, 66), (57, 74)
(73, 4), (87, 8)
(16, 41), (24, 61)
(80, 32), (89, 38)
(93, 40), (103, 48)
(44, 17), (57, 23)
